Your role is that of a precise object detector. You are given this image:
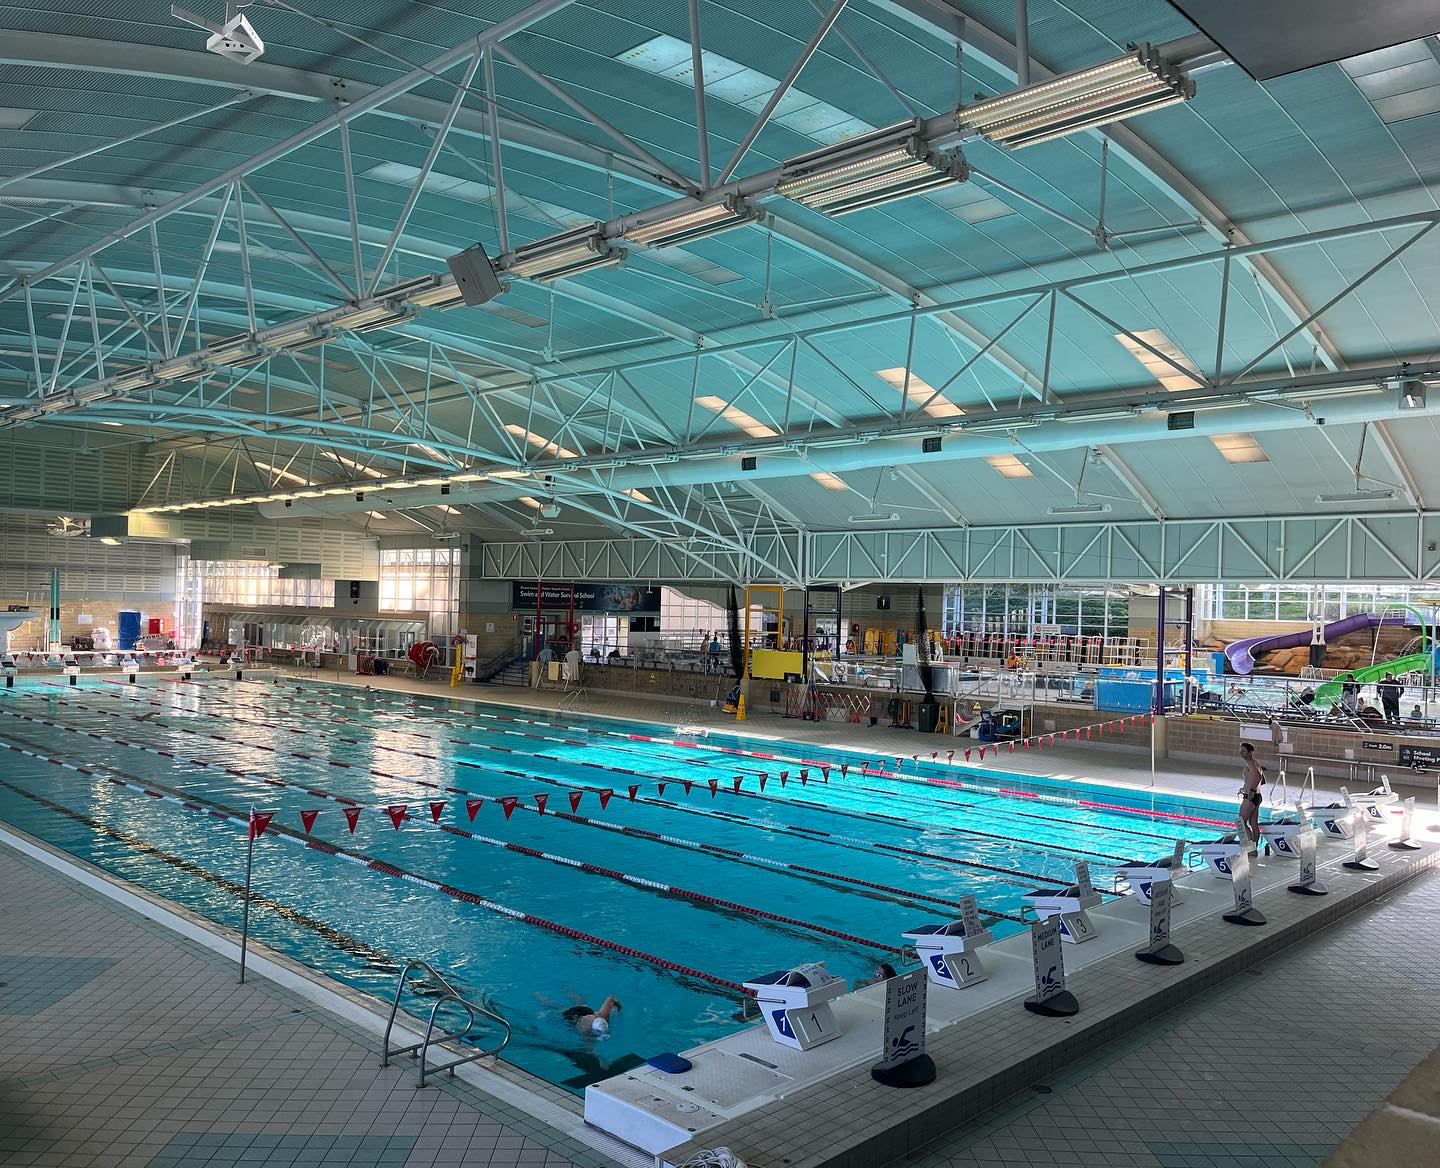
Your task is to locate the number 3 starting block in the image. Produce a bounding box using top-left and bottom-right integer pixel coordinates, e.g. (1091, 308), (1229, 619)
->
(1021, 861), (1102, 944)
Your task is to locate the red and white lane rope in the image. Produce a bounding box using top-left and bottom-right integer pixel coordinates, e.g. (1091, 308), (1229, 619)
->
(0, 733), (750, 995)
(0, 703), (1024, 922)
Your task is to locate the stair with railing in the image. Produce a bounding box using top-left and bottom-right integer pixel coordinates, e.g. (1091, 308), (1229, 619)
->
(382, 959), (510, 1088)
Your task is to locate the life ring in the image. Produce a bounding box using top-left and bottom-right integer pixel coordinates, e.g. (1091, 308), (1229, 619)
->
(408, 641), (440, 670)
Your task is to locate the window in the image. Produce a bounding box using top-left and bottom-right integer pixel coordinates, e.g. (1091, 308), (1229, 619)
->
(379, 546), (460, 640)
(193, 561), (335, 608)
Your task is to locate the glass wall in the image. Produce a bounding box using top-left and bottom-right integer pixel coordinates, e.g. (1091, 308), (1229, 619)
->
(942, 584), (1130, 638)
(1197, 584), (1440, 622)
(379, 547), (460, 640)
(187, 560), (335, 610)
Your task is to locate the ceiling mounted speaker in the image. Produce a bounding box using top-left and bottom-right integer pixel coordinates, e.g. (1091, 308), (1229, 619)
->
(446, 244), (503, 306)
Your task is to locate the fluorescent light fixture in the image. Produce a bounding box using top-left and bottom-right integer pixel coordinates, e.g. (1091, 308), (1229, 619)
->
(516, 496), (544, 509)
(1048, 502), (1111, 515)
(986, 453), (1034, 478)
(107, 368), (156, 392)
(98, 536), (121, 545)
(1210, 432), (1268, 463)
(340, 302), (412, 333)
(1115, 329), (1204, 392)
(521, 527), (554, 537)
(505, 424), (578, 459)
(875, 368), (964, 417)
(624, 197), (754, 248)
(1316, 488), (1397, 504)
(961, 44), (1193, 149)
(848, 512), (899, 524)
(386, 273), (467, 310)
(152, 358), (203, 381)
(506, 225), (623, 281)
(777, 131), (968, 216)
(263, 321), (326, 349)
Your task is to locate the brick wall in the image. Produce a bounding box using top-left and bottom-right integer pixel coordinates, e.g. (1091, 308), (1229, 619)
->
(1, 598), (169, 651)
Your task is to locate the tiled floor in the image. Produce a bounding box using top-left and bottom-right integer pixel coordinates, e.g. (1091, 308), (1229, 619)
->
(900, 872), (1440, 1168)
(0, 846), (620, 1168)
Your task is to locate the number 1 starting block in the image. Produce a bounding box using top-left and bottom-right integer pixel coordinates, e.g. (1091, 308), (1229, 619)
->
(743, 962), (847, 1052)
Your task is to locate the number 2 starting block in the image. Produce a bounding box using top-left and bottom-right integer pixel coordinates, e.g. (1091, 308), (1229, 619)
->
(903, 895), (995, 989)
(743, 962), (848, 1051)
(1021, 861), (1102, 944)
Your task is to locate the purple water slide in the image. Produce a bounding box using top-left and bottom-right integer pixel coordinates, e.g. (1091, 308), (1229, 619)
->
(1223, 613), (1404, 675)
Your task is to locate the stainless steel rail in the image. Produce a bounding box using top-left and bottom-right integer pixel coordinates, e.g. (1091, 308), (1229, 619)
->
(382, 958), (510, 1088)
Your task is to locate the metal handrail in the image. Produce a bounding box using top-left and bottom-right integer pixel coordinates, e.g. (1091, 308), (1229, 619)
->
(382, 958), (510, 1088)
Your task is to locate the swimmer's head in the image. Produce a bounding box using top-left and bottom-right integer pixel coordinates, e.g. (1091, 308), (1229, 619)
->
(590, 1016), (610, 1037)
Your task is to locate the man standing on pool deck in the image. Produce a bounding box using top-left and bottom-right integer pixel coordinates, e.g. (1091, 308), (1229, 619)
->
(1377, 671), (1402, 724)
(1237, 742), (1266, 857)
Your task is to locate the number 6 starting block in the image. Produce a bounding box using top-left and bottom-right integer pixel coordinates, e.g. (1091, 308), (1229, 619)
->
(743, 962), (848, 1051)
(903, 895), (995, 989)
(1259, 818), (1306, 859)
(1021, 861), (1102, 944)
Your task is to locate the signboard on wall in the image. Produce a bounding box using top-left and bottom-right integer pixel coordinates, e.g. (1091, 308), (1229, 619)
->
(1400, 744), (1440, 768)
(510, 582), (661, 614)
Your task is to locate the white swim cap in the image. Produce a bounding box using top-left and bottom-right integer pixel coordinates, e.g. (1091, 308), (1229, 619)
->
(590, 1016), (610, 1036)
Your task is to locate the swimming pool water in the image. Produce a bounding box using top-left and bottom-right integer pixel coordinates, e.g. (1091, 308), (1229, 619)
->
(0, 677), (1232, 1093)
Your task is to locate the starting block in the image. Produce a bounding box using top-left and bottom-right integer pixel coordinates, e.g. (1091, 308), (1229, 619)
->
(743, 962), (847, 1052)
(1259, 819), (1306, 859)
(1306, 802), (1356, 840)
(904, 895), (995, 989)
(1348, 777), (1399, 824)
(1021, 861), (1101, 944)
(1115, 840), (1188, 904)
(1192, 835), (1249, 879)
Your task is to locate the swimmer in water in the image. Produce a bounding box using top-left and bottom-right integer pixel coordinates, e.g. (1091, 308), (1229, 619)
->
(562, 996), (621, 1037)
(135, 711), (158, 722)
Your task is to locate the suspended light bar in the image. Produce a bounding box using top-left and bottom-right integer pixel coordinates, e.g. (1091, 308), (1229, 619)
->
(386, 273), (468, 310)
(960, 43), (1193, 149)
(776, 137), (968, 216)
(505, 225), (623, 281)
(340, 301), (413, 333)
(624, 196), (755, 248)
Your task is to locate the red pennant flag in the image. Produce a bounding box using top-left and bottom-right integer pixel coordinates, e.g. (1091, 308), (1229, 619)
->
(681, 780), (693, 795)
(657, 782), (668, 798)
(429, 801), (445, 823)
(535, 793), (549, 815)
(759, 776), (767, 792)
(598, 789), (613, 810)
(978, 746), (986, 760)
(568, 791), (583, 813)
(1023, 738), (1030, 750)
(299, 809), (319, 833)
(964, 748), (971, 762)
(248, 810), (273, 839)
(930, 752), (937, 761)
(466, 798), (483, 821)
(947, 750), (955, 762)
(840, 764), (849, 777)
(732, 776), (743, 794)
(1008, 740), (1016, 753)
(386, 805), (407, 829)
(1085, 726), (1092, 739)
(627, 784), (640, 802)
(343, 807), (362, 833)
(821, 765), (831, 781)
(779, 774), (788, 787)
(499, 796), (518, 820)
(800, 769), (809, 784)
(707, 778), (718, 798)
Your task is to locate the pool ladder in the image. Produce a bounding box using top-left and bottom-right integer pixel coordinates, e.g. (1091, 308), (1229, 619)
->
(382, 959), (510, 1088)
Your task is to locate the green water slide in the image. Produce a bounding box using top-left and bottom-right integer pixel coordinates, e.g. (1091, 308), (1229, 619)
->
(1313, 651), (1439, 705)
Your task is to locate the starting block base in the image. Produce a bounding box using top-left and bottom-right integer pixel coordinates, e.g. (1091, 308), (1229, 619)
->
(1287, 880), (1328, 896)
(1223, 906), (1267, 926)
(1135, 943), (1185, 966)
(870, 1053), (937, 1089)
(1389, 840), (1423, 851)
(1343, 857), (1381, 871)
(1024, 990), (1079, 1017)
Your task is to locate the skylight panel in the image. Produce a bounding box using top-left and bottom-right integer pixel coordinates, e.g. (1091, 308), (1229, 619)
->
(1114, 328), (1204, 392)
(505, 424), (579, 459)
(875, 368), (965, 418)
(986, 454), (1033, 478)
(1211, 433), (1268, 463)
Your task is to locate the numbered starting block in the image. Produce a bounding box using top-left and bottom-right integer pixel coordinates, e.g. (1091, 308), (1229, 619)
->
(1114, 841), (1188, 905)
(1307, 803), (1356, 840)
(1193, 835), (1248, 879)
(1020, 862), (1101, 945)
(1349, 777), (1399, 824)
(1259, 818), (1306, 859)
(904, 920), (995, 989)
(743, 962), (848, 1052)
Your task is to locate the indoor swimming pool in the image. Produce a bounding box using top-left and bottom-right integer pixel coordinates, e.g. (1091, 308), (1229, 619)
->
(0, 676), (1234, 1093)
